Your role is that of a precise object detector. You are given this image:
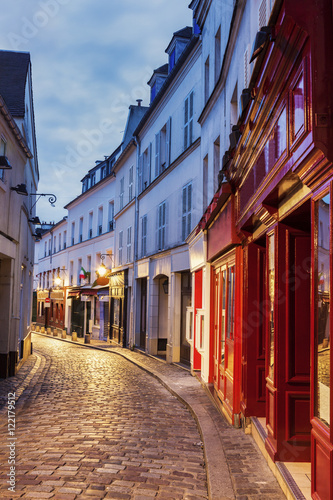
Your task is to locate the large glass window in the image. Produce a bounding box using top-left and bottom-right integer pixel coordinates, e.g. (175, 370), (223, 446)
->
(221, 269), (226, 366)
(316, 193), (330, 426)
(268, 232), (275, 381)
(227, 266), (235, 340)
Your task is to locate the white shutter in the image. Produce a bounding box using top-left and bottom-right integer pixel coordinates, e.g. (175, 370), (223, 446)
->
(166, 116), (172, 167)
(155, 132), (160, 177)
(187, 183), (192, 237)
(148, 142), (152, 184)
(184, 97), (189, 149)
(258, 0), (267, 28)
(138, 154), (143, 193)
(244, 47), (249, 88)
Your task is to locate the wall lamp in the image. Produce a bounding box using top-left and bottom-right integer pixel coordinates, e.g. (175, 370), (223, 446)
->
(162, 279), (169, 294)
(0, 156), (12, 169)
(229, 126), (242, 150)
(250, 26), (275, 63)
(28, 216), (41, 224)
(239, 88), (253, 116)
(11, 183), (28, 196)
(30, 193), (57, 213)
(97, 253), (113, 277)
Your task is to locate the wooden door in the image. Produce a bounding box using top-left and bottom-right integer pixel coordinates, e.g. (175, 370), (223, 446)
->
(265, 224), (311, 462)
(241, 241), (266, 418)
(212, 259), (235, 421)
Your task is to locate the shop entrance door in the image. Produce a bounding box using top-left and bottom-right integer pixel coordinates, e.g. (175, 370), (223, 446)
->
(241, 240), (266, 418)
(212, 256), (236, 421)
(265, 223), (311, 462)
(180, 272), (191, 365)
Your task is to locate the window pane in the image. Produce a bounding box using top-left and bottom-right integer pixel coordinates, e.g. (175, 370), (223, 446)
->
(221, 270), (226, 366)
(316, 193), (330, 426)
(227, 266), (235, 339)
(268, 233), (275, 381)
(293, 74), (304, 138)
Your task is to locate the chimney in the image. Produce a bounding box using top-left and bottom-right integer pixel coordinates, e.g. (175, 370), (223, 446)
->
(136, 99), (142, 107)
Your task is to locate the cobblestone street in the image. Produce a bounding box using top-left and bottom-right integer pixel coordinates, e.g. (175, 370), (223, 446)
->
(0, 336), (207, 499)
(0, 335), (287, 499)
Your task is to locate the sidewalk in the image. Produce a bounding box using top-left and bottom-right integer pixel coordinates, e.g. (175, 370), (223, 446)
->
(3, 331), (288, 499)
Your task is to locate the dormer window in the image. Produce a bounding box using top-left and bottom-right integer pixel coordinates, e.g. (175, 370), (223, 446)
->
(151, 83), (157, 102)
(169, 49), (176, 72)
(148, 64), (168, 104)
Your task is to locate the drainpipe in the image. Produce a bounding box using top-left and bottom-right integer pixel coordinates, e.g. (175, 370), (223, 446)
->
(132, 133), (141, 348)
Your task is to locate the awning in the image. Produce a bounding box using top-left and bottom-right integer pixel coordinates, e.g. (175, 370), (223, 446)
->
(81, 289), (97, 296)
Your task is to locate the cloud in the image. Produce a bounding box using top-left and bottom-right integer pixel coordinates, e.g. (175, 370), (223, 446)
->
(0, 0), (192, 221)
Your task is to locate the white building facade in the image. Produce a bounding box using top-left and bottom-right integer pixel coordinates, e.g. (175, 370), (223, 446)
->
(0, 51), (39, 377)
(133, 25), (203, 365)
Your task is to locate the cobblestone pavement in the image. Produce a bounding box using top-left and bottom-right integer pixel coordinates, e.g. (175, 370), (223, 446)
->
(0, 336), (207, 499)
(0, 334), (287, 499)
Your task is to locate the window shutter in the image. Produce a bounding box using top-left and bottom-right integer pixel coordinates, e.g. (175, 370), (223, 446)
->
(184, 97), (189, 149)
(166, 116), (172, 167)
(244, 47), (249, 88)
(138, 154), (143, 193)
(162, 202), (167, 249)
(155, 132), (160, 177)
(259, 0), (267, 28)
(189, 92), (194, 119)
(148, 142), (152, 185)
(158, 205), (162, 250)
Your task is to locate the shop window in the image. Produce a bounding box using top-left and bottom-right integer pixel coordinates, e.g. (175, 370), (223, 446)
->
(227, 266), (235, 340)
(94, 297), (100, 326)
(221, 269), (226, 366)
(186, 306), (194, 343)
(195, 309), (205, 353)
(316, 193), (330, 426)
(268, 232), (275, 381)
(292, 73), (305, 141)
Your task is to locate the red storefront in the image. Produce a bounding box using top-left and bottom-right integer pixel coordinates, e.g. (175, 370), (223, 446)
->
(223, 0), (333, 497)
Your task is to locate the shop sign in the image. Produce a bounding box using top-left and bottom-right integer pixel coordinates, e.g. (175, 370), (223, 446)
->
(50, 290), (64, 300)
(37, 290), (49, 300)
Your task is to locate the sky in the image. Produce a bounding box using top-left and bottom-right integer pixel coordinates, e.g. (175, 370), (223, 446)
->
(0, 0), (193, 222)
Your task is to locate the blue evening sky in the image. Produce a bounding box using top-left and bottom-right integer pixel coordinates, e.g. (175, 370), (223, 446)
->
(0, 0), (192, 221)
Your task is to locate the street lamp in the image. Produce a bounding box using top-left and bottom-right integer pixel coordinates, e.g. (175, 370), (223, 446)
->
(54, 268), (67, 288)
(54, 275), (62, 287)
(97, 254), (113, 278)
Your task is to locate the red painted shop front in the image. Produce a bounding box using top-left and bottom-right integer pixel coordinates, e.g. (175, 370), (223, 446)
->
(207, 196), (242, 425)
(223, 0), (333, 495)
